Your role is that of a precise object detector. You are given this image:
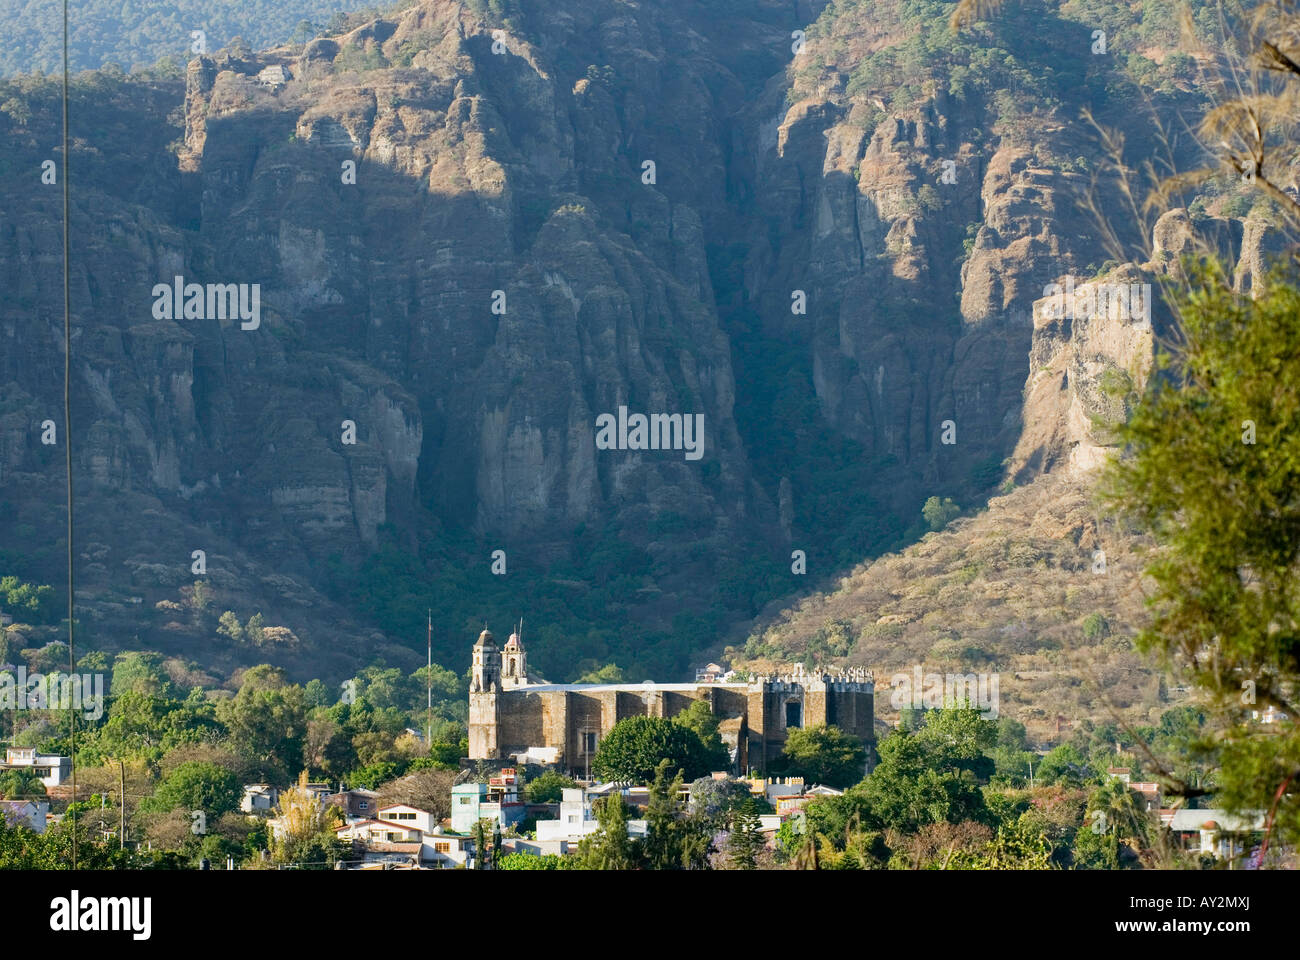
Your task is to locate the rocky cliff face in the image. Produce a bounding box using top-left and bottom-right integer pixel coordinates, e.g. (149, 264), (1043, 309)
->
(0, 0), (1266, 679)
(729, 15), (1161, 504)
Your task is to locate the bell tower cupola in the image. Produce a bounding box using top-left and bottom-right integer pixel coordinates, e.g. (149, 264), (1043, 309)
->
(502, 625), (528, 688)
(471, 628), (500, 693)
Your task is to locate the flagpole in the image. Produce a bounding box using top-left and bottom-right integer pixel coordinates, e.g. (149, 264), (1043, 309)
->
(426, 610), (432, 749)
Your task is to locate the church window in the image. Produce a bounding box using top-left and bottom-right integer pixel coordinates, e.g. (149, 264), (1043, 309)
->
(785, 700), (802, 729)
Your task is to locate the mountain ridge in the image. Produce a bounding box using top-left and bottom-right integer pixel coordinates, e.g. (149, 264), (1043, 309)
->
(0, 0), (1265, 711)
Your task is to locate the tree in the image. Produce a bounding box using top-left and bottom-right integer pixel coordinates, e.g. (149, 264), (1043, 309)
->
(377, 769), (456, 821)
(524, 769), (577, 804)
(1085, 777), (1150, 852)
(244, 613), (267, 647)
(1081, 612), (1110, 640)
(689, 775), (755, 827)
(184, 580), (212, 614)
(272, 771), (344, 868)
(303, 718), (355, 778)
(0, 768), (45, 799)
(498, 852), (572, 869)
(1035, 744), (1093, 788)
(87, 691), (223, 763)
(290, 19), (317, 44)
(922, 496), (961, 531)
(640, 760), (711, 870)
(410, 662), (462, 701)
(859, 707), (996, 833)
(725, 799), (764, 870)
(346, 761), (400, 790)
(574, 662), (625, 683)
(592, 716), (712, 784)
(216, 611), (244, 645)
(674, 700), (731, 771)
(216, 665), (306, 779)
(796, 785), (876, 851)
(225, 36), (252, 59)
(0, 576), (56, 623)
(779, 724), (867, 789)
(303, 678), (330, 709)
(472, 819), (489, 870)
(996, 717), (1028, 751)
(1103, 262), (1300, 845)
(143, 761), (241, 820)
(109, 651), (170, 698)
(577, 792), (639, 870)
(950, 0), (1009, 31)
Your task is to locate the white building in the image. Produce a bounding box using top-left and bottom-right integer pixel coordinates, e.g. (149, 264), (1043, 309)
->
(1164, 808), (1266, 860)
(1, 800), (49, 833)
(535, 787), (647, 845)
(337, 807), (473, 868)
(510, 746), (559, 765)
(240, 784), (278, 814)
(0, 748), (70, 788)
(1251, 705), (1288, 724)
(336, 819), (423, 868)
(377, 803), (438, 834)
(423, 829), (472, 868)
(337, 818), (423, 845)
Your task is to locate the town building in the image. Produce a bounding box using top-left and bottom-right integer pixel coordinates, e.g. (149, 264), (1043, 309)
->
(324, 788), (380, 820)
(534, 787), (649, 848)
(1104, 768), (1161, 812)
(1, 799), (49, 833)
(336, 818), (424, 868)
(240, 784), (278, 814)
(377, 803), (438, 833)
(467, 629), (874, 775)
(1162, 808), (1267, 860)
(334, 804), (473, 869)
(422, 829), (472, 868)
(450, 782), (526, 833)
(0, 748), (70, 788)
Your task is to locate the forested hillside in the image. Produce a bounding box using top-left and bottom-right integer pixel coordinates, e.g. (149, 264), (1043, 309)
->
(0, 0), (377, 75)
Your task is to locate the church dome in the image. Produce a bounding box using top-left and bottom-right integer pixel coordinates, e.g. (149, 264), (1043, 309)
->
(505, 632), (522, 650)
(477, 628), (495, 646)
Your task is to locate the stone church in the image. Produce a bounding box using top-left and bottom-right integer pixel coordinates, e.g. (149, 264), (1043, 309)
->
(467, 628), (875, 775)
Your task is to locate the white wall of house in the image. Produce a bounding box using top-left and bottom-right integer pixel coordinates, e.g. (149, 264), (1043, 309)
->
(422, 832), (470, 868)
(1, 800), (49, 833)
(2, 748), (71, 787)
(337, 820), (422, 844)
(378, 804), (437, 833)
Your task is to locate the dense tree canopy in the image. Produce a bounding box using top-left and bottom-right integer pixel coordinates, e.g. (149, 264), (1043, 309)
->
(859, 708), (996, 833)
(592, 716), (717, 783)
(778, 724), (868, 789)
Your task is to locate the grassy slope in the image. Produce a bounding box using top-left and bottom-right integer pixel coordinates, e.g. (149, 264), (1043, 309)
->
(732, 470), (1172, 745)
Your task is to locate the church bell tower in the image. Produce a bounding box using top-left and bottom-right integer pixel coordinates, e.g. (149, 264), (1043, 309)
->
(468, 628), (500, 759)
(502, 625), (528, 689)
